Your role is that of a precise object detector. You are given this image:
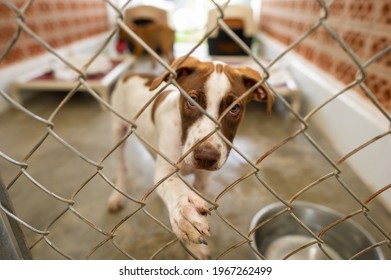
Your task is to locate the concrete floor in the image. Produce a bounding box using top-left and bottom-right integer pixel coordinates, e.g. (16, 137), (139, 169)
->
(0, 67), (390, 260)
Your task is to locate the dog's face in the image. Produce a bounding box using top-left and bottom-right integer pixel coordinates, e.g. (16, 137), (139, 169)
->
(150, 56), (273, 171)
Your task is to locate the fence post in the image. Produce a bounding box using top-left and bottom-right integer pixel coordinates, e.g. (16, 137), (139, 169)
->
(0, 214), (19, 259)
(0, 175), (32, 259)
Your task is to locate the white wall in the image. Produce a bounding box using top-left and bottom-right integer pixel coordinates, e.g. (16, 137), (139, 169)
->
(260, 34), (391, 211)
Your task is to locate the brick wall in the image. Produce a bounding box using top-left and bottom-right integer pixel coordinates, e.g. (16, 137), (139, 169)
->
(260, 0), (391, 111)
(0, 0), (110, 67)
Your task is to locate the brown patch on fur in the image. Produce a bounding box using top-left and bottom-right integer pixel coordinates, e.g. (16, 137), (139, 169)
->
(179, 90), (208, 144)
(150, 56), (213, 91)
(218, 64), (274, 146)
(223, 65), (255, 103)
(149, 56), (215, 144)
(218, 93), (246, 144)
(225, 65), (274, 114)
(175, 62), (214, 144)
(216, 63), (223, 74)
(151, 90), (174, 123)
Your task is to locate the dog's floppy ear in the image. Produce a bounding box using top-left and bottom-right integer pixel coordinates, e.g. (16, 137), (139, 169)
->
(149, 56), (201, 90)
(236, 66), (274, 114)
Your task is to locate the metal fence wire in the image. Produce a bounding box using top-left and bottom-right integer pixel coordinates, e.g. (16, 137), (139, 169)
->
(0, 0), (390, 260)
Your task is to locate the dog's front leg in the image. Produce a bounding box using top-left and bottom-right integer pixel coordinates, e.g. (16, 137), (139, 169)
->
(193, 170), (211, 192)
(108, 122), (129, 211)
(154, 159), (211, 259)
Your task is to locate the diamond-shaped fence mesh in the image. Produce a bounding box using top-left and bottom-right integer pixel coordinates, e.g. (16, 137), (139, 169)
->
(0, 0), (390, 260)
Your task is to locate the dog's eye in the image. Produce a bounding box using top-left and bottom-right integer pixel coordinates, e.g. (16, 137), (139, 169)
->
(187, 95), (198, 107)
(229, 104), (240, 115)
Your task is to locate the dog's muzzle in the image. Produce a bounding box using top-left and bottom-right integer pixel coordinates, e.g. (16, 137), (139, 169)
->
(192, 143), (221, 170)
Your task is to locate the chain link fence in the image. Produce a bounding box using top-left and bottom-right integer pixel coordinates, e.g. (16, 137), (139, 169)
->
(0, 0), (390, 260)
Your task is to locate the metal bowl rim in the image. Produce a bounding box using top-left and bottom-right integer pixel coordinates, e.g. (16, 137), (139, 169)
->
(249, 201), (385, 260)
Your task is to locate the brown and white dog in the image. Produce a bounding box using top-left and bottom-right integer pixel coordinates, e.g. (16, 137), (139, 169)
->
(108, 56), (273, 259)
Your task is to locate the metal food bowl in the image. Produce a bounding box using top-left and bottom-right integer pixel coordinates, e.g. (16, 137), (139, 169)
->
(250, 201), (384, 260)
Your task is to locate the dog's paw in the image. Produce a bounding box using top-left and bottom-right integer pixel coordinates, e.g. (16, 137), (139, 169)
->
(186, 243), (211, 260)
(107, 192), (125, 212)
(170, 191), (211, 247)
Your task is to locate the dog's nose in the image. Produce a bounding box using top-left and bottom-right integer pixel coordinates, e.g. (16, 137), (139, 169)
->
(193, 143), (221, 170)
